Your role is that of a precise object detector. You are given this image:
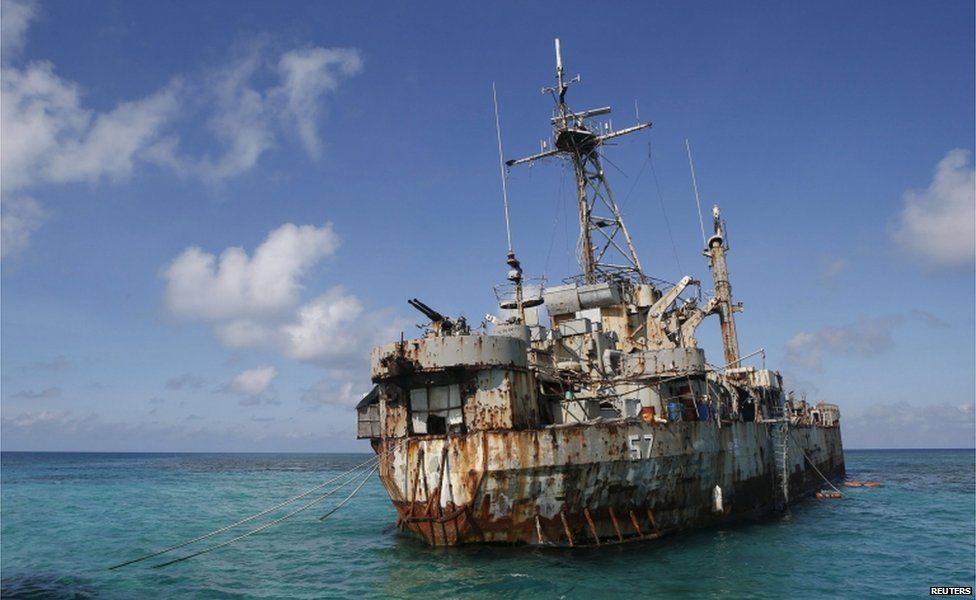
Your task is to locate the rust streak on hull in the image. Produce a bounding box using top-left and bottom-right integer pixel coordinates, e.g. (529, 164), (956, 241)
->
(560, 511), (574, 547)
(609, 508), (624, 543)
(583, 509), (600, 546)
(374, 421), (845, 547)
(629, 510), (644, 538)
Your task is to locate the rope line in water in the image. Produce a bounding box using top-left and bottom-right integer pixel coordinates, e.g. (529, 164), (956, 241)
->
(109, 455), (378, 569)
(788, 429), (843, 495)
(110, 442), (400, 570)
(151, 465), (380, 569)
(318, 463), (378, 521)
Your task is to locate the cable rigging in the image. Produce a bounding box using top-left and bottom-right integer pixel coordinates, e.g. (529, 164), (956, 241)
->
(647, 142), (684, 274)
(152, 465), (379, 569)
(109, 441), (400, 570)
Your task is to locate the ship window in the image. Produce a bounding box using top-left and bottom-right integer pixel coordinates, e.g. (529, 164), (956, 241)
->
(410, 384), (463, 435)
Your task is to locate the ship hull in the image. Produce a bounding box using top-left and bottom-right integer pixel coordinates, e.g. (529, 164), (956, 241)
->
(375, 420), (844, 546)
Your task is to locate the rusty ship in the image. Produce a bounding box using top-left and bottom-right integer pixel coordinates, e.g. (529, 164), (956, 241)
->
(356, 39), (845, 547)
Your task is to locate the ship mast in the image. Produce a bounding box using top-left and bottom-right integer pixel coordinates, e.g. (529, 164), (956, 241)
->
(507, 39), (651, 284)
(706, 205), (741, 367)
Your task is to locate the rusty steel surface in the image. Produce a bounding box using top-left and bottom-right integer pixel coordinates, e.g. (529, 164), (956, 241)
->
(372, 335), (528, 378)
(357, 40), (847, 550)
(373, 420), (845, 547)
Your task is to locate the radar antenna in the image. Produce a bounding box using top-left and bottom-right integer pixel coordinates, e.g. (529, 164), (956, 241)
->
(507, 38), (651, 284)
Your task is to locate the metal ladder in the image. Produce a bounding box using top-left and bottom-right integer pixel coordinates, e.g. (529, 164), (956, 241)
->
(769, 402), (790, 510)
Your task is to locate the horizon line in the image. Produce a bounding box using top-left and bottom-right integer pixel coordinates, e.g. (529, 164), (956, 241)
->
(2, 447), (974, 454)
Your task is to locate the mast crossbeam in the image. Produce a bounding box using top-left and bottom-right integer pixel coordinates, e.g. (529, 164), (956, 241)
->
(506, 38), (651, 284)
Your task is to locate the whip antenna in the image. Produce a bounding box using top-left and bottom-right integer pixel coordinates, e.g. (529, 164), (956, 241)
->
(492, 82), (526, 322)
(685, 138), (707, 247)
(493, 82), (514, 254)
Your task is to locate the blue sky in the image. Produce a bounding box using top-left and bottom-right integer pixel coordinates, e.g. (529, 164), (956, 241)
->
(1, 0), (973, 451)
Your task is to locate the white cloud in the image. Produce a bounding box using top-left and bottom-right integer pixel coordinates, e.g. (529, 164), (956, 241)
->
(0, 0), (36, 58)
(843, 401), (975, 449)
(0, 50), (177, 260)
(156, 46), (363, 183)
(213, 285), (397, 367)
(1, 45), (363, 195)
(301, 378), (369, 409)
(225, 365), (277, 396)
(163, 222), (339, 320)
(0, 196), (46, 258)
(891, 149), (976, 268)
(0, 10), (364, 257)
(2, 409), (72, 428)
(0, 60), (180, 193)
(194, 51), (273, 182)
(786, 311), (950, 371)
(45, 85), (181, 185)
(787, 314), (900, 371)
(786, 316), (899, 371)
(279, 287), (366, 361)
(1, 60), (86, 193)
(163, 222), (404, 367)
(274, 47), (363, 158)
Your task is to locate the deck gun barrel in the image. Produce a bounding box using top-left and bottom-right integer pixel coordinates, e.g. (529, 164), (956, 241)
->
(408, 298), (445, 324)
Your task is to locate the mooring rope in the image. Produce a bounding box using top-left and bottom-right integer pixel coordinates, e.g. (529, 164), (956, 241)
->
(151, 465), (380, 569)
(787, 429), (843, 496)
(318, 463), (379, 521)
(110, 442), (400, 570)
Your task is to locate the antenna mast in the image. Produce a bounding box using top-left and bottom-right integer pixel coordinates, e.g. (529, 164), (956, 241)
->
(492, 83), (525, 323)
(685, 141), (741, 366)
(685, 139), (707, 247)
(493, 83), (514, 255)
(507, 38), (651, 284)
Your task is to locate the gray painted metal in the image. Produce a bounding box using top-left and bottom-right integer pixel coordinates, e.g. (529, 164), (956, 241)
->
(619, 347), (706, 378)
(371, 335), (528, 374)
(355, 39), (845, 548)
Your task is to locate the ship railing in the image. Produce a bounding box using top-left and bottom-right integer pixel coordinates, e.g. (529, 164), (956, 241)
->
(494, 278), (546, 310)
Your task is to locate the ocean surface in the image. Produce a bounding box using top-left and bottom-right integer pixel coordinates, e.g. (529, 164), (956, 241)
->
(1, 450), (973, 599)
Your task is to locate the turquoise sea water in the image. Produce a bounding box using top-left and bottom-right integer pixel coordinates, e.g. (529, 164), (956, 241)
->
(2, 450), (973, 599)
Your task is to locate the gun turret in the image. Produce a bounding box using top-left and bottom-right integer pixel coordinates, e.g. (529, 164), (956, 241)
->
(408, 298), (454, 335)
(408, 298), (444, 322)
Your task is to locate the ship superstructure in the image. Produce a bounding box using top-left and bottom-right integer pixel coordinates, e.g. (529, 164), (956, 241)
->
(356, 40), (844, 547)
